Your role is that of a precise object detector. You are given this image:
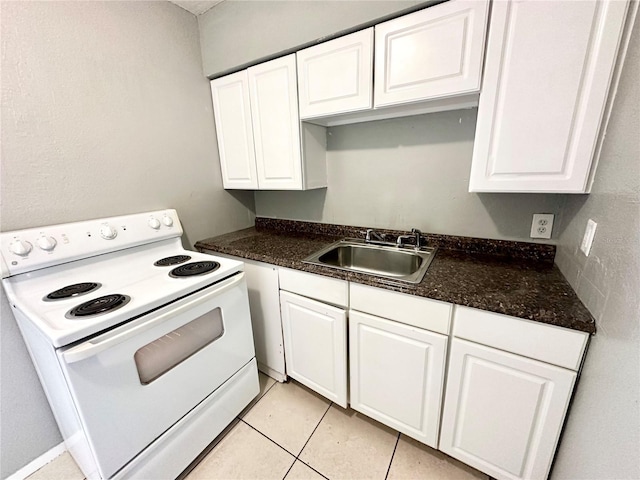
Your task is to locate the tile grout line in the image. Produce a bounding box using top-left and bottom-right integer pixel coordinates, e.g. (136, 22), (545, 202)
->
(384, 432), (401, 480)
(281, 456), (297, 480)
(290, 402), (333, 480)
(240, 418), (298, 457)
(240, 414), (330, 480)
(237, 376), (280, 420)
(241, 379), (334, 480)
(295, 401), (333, 460)
(295, 459), (331, 480)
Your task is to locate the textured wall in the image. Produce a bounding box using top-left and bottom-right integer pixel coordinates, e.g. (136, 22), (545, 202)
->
(552, 9), (639, 480)
(0, 2), (254, 477)
(198, 0), (426, 77)
(256, 110), (566, 242)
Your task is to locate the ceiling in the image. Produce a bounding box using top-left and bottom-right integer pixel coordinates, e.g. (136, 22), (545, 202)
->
(169, 0), (225, 16)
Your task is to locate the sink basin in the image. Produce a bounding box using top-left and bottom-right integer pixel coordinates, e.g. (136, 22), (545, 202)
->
(303, 239), (436, 284)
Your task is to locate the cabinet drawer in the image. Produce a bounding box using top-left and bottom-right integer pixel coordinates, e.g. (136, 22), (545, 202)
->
(454, 306), (589, 371)
(350, 283), (451, 335)
(279, 268), (348, 307)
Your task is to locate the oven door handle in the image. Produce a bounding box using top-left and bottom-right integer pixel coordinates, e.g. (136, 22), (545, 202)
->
(61, 272), (245, 365)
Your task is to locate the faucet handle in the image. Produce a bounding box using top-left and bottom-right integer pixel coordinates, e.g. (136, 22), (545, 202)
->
(411, 228), (423, 249)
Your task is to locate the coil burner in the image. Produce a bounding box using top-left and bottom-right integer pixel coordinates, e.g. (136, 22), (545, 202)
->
(169, 261), (220, 278)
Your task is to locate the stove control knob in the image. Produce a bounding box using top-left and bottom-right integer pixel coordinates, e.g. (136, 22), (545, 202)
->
(162, 215), (173, 227)
(36, 235), (57, 252)
(9, 239), (33, 256)
(100, 224), (118, 240)
(148, 217), (161, 230)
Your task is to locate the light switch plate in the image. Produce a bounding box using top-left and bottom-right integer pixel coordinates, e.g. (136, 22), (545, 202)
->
(530, 214), (554, 239)
(581, 219), (597, 256)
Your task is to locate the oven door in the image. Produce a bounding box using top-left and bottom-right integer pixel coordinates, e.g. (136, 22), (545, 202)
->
(58, 272), (255, 479)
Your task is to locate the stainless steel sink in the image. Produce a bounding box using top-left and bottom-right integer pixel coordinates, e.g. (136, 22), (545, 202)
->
(303, 239), (437, 284)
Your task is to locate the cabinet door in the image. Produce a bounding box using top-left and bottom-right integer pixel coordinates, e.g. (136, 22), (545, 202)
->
(440, 338), (576, 480)
(210, 71), (259, 189)
(280, 291), (347, 407)
(243, 260), (285, 381)
(297, 28), (373, 119)
(374, 0), (489, 108)
(349, 310), (447, 448)
(248, 55), (303, 190)
(469, 0), (629, 193)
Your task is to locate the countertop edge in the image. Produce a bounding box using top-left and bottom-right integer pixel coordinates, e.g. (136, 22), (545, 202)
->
(194, 230), (596, 335)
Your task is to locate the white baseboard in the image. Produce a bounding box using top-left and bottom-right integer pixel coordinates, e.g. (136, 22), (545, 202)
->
(7, 442), (66, 480)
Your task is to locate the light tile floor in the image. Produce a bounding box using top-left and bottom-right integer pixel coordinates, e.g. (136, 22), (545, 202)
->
(27, 373), (489, 480)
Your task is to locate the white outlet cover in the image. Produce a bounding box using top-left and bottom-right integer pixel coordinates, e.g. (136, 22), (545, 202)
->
(530, 214), (554, 239)
(581, 219), (597, 256)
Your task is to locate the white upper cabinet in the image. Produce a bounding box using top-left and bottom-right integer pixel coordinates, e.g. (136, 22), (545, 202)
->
(297, 28), (374, 119)
(248, 55), (304, 190)
(211, 54), (327, 191)
(210, 71), (259, 189)
(469, 0), (629, 193)
(374, 0), (489, 108)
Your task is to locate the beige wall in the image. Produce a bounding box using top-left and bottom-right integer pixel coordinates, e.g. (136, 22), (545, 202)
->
(0, 2), (254, 477)
(552, 9), (639, 479)
(198, 0), (427, 77)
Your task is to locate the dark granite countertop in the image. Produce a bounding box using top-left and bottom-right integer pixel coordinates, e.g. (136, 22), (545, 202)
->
(195, 219), (596, 335)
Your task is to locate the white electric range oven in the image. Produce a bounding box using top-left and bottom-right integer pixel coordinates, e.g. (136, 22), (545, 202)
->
(1, 209), (259, 479)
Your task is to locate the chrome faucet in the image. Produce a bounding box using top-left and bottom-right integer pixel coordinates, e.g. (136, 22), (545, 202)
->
(397, 228), (423, 249)
(365, 229), (387, 244)
(412, 228), (423, 249)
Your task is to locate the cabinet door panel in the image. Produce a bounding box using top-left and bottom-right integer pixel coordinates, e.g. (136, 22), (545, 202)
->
(297, 28), (373, 118)
(440, 339), (576, 480)
(469, 0), (629, 192)
(243, 261), (285, 379)
(210, 72), (258, 189)
(248, 55), (303, 190)
(375, 0), (489, 107)
(350, 310), (447, 448)
(280, 291), (347, 407)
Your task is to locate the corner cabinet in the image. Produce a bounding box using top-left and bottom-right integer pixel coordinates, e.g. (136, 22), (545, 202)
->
(374, 0), (489, 108)
(210, 54), (327, 190)
(469, 0), (630, 193)
(439, 306), (589, 480)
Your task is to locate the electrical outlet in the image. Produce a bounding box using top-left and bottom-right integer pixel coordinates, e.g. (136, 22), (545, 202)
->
(580, 219), (597, 256)
(530, 214), (554, 239)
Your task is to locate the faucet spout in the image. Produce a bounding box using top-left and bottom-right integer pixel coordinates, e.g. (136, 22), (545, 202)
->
(365, 229), (387, 244)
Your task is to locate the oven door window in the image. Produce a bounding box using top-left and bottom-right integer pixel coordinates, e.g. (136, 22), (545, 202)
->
(134, 307), (224, 384)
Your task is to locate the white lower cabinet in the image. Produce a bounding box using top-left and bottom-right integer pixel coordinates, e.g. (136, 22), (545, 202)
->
(349, 310), (447, 448)
(280, 290), (348, 407)
(201, 254), (286, 381)
(246, 264), (585, 480)
(439, 338), (576, 480)
(241, 260), (286, 381)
